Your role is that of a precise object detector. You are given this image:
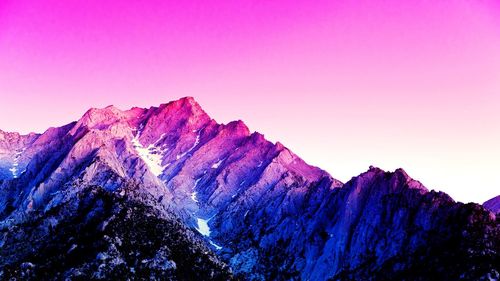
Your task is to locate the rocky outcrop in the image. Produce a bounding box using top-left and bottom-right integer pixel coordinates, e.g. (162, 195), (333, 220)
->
(0, 97), (498, 280)
(0, 183), (233, 280)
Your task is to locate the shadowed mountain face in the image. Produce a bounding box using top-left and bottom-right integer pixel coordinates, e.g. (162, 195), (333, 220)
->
(0, 97), (498, 280)
(0, 185), (233, 280)
(484, 195), (500, 214)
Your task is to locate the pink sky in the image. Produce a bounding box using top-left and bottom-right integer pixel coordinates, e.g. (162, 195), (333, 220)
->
(0, 0), (499, 203)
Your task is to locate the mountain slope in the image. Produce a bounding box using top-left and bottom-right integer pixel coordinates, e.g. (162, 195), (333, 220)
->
(0, 97), (498, 280)
(0, 184), (233, 280)
(0, 129), (39, 180)
(484, 195), (500, 214)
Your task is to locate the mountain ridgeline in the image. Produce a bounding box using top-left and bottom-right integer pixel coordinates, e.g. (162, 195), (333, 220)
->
(0, 97), (498, 280)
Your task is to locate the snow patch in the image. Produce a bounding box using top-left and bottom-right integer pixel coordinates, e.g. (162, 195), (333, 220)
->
(132, 131), (167, 177)
(209, 241), (223, 250)
(153, 133), (166, 145)
(191, 192), (199, 203)
(9, 149), (24, 178)
(191, 177), (202, 203)
(196, 218), (211, 236)
(194, 177), (202, 187)
(9, 167), (18, 178)
(211, 159), (223, 169)
(193, 214), (224, 250)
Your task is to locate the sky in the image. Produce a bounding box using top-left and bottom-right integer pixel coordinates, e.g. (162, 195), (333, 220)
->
(0, 0), (499, 203)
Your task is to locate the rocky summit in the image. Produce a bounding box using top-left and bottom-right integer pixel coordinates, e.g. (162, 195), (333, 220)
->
(0, 97), (498, 280)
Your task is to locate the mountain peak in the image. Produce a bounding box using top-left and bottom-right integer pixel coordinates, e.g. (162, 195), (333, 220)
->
(152, 97), (211, 126)
(79, 105), (125, 126)
(85, 104), (122, 116)
(158, 96), (204, 115)
(350, 166), (428, 194)
(67, 105), (129, 137)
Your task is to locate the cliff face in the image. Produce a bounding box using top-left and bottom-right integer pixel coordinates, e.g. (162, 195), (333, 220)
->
(204, 166), (498, 280)
(0, 97), (498, 280)
(317, 168), (498, 280)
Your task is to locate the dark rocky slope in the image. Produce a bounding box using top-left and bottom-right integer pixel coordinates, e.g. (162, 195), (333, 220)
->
(0, 183), (233, 280)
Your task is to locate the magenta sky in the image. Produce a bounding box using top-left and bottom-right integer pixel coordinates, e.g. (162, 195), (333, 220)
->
(0, 0), (499, 203)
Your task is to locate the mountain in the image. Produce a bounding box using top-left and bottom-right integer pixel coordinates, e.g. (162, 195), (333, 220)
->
(484, 195), (500, 214)
(0, 97), (498, 280)
(0, 130), (39, 180)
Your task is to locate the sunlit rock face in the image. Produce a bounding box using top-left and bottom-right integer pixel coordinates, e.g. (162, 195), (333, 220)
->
(0, 97), (498, 280)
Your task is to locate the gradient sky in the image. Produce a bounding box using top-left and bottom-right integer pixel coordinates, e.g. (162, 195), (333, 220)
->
(0, 0), (499, 203)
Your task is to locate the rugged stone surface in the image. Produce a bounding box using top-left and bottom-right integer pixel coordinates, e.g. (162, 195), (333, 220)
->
(0, 97), (498, 280)
(0, 184), (233, 280)
(484, 195), (500, 214)
(0, 129), (39, 180)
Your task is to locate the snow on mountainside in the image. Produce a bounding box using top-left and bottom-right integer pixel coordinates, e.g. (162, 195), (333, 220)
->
(0, 97), (498, 280)
(0, 130), (39, 180)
